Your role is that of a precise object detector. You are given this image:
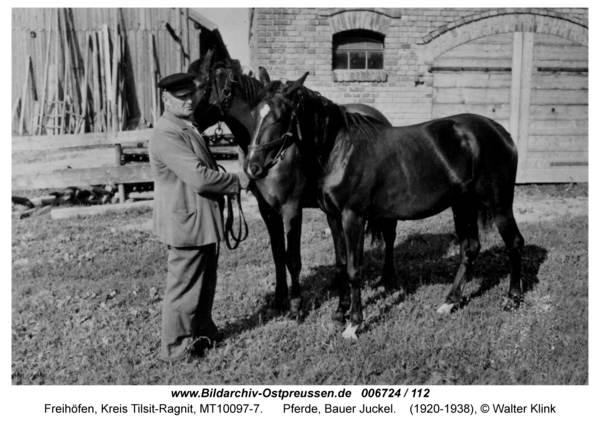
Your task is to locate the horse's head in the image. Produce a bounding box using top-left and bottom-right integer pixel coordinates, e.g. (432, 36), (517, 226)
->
(245, 72), (310, 179)
(187, 50), (222, 132)
(188, 51), (271, 141)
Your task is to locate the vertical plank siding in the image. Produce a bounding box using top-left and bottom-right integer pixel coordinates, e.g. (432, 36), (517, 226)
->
(12, 8), (204, 135)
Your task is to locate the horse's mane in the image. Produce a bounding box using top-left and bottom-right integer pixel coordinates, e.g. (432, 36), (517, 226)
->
(258, 80), (383, 144)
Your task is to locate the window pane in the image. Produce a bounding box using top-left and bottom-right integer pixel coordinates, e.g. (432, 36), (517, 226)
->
(364, 41), (383, 51)
(333, 51), (348, 69)
(368, 51), (384, 69)
(349, 51), (366, 69)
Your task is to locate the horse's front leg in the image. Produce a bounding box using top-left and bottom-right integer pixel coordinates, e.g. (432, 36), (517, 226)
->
(254, 189), (288, 312)
(326, 214), (348, 293)
(341, 210), (365, 340)
(327, 214), (350, 325)
(281, 203), (303, 321)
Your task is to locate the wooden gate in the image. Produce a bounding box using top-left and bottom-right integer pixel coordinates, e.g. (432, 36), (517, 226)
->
(432, 32), (588, 183)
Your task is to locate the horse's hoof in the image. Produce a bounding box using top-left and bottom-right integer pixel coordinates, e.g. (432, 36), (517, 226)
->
(436, 303), (455, 314)
(502, 296), (521, 311)
(350, 312), (363, 326)
(287, 298), (304, 323)
(342, 323), (360, 340)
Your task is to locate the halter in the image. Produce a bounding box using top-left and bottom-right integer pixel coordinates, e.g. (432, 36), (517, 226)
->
(247, 93), (303, 169)
(192, 68), (236, 126)
(213, 69), (236, 116)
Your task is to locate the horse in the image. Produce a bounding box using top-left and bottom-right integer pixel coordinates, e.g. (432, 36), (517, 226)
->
(187, 52), (396, 321)
(245, 72), (525, 339)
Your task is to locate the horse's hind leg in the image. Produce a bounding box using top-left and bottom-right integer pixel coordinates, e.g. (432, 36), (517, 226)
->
(493, 206), (525, 309)
(327, 214), (348, 293)
(378, 219), (397, 292)
(437, 198), (481, 314)
(340, 210), (366, 339)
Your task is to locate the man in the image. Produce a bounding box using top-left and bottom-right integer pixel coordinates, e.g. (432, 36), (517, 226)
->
(149, 73), (250, 362)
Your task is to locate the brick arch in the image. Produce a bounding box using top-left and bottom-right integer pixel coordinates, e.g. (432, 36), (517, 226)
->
(422, 10), (588, 61)
(328, 10), (393, 35)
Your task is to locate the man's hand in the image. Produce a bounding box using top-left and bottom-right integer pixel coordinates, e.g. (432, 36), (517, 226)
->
(236, 172), (251, 191)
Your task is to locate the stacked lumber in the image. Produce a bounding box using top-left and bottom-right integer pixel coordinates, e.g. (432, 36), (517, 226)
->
(22, 9), (130, 136)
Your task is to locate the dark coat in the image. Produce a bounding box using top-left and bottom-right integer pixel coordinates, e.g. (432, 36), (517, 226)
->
(149, 111), (240, 247)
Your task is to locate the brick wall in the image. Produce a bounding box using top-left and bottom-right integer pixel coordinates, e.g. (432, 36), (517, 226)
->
(249, 8), (588, 126)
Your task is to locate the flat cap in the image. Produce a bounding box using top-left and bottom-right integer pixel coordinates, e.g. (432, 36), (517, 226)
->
(157, 73), (197, 96)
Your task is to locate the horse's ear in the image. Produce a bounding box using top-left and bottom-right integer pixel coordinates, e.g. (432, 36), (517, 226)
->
(247, 70), (254, 78)
(200, 49), (216, 76)
(284, 72), (309, 95)
(258, 66), (271, 85)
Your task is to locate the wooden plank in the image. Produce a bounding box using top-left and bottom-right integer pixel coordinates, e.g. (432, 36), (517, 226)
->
(533, 45), (588, 63)
(433, 57), (513, 69)
(50, 200), (154, 220)
(528, 121), (588, 136)
(38, 9), (54, 135)
(532, 59), (588, 69)
(526, 151), (588, 168)
(12, 129), (154, 151)
(534, 33), (583, 47)
(531, 74), (588, 90)
(529, 105), (588, 120)
(525, 167), (587, 183)
(510, 31), (524, 157)
(528, 135), (588, 152)
(12, 164), (153, 190)
(436, 44), (513, 60)
(530, 90), (588, 105)
(433, 88), (510, 104)
(433, 72), (512, 89)
(19, 56), (31, 135)
(516, 33), (534, 183)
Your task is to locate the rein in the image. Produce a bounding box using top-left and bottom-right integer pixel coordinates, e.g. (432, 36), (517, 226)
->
(217, 164), (249, 250)
(247, 93), (302, 169)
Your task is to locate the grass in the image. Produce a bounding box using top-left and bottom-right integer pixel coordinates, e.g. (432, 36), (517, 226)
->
(11, 186), (588, 385)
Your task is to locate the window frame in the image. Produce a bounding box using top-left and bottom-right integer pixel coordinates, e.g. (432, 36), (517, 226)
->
(333, 30), (385, 71)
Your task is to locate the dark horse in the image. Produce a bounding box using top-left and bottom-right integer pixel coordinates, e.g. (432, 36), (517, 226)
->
(246, 73), (525, 338)
(187, 52), (395, 320)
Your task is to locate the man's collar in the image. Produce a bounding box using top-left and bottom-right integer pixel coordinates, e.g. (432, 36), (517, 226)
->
(163, 110), (196, 130)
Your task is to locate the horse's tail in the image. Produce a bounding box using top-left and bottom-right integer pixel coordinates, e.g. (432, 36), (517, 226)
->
(365, 218), (385, 246)
(477, 202), (494, 233)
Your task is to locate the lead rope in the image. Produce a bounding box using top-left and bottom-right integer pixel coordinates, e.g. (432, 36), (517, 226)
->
(218, 164), (249, 250)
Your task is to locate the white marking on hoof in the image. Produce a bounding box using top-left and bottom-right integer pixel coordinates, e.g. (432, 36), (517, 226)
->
(342, 323), (359, 340)
(436, 303), (455, 314)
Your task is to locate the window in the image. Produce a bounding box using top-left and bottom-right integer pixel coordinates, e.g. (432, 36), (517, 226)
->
(333, 30), (385, 70)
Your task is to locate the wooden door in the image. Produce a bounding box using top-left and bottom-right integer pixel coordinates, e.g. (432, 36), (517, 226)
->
(525, 34), (588, 182)
(432, 32), (588, 183)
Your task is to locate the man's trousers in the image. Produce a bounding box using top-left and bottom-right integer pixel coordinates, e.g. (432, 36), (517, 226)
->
(161, 243), (219, 361)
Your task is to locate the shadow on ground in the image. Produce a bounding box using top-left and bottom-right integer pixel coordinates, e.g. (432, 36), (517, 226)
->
(220, 231), (548, 341)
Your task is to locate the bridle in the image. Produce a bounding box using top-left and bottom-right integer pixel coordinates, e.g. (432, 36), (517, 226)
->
(192, 68), (237, 121)
(247, 93), (303, 170)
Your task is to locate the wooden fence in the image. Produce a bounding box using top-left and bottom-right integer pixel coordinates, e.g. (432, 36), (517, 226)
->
(12, 130), (153, 191)
(12, 129), (238, 191)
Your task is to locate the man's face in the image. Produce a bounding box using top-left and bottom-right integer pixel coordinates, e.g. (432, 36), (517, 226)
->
(163, 90), (195, 119)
